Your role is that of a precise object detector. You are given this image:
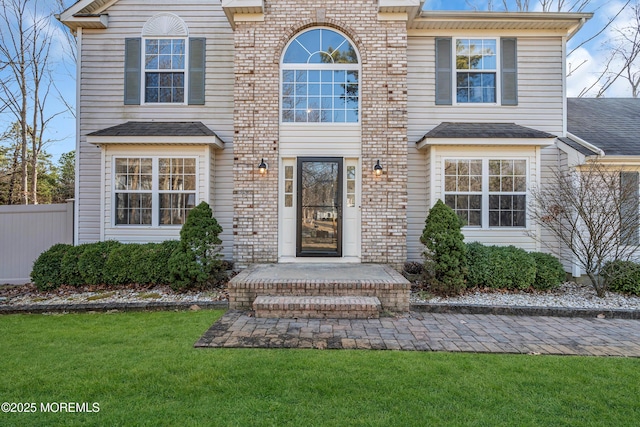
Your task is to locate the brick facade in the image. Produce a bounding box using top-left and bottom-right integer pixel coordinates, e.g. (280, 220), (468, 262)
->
(232, 0), (408, 267)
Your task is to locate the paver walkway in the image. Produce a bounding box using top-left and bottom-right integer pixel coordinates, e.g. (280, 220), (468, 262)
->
(195, 310), (640, 357)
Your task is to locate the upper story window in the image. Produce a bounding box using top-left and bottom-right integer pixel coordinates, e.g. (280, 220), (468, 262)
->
(144, 38), (186, 103)
(455, 38), (497, 104)
(435, 37), (517, 106)
(281, 28), (360, 123)
(125, 13), (206, 106)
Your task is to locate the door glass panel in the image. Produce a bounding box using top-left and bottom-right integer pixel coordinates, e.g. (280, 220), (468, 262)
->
(299, 160), (341, 255)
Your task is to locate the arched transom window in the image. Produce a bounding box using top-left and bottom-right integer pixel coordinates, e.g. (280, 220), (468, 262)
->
(281, 28), (359, 123)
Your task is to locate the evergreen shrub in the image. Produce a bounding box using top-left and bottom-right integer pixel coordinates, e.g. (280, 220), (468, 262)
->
(602, 261), (640, 295)
(466, 243), (536, 290)
(31, 243), (74, 290)
(32, 240), (182, 289)
(420, 200), (467, 295)
(168, 202), (224, 290)
(530, 252), (565, 290)
(78, 241), (122, 285)
(60, 244), (89, 287)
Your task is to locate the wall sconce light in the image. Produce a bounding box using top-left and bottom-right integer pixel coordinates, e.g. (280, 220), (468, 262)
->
(258, 158), (268, 175)
(373, 160), (383, 176)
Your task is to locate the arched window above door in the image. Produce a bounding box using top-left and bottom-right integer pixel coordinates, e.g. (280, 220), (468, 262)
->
(281, 28), (360, 123)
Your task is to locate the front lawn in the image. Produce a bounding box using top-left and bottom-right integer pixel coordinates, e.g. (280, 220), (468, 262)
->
(1, 310), (638, 426)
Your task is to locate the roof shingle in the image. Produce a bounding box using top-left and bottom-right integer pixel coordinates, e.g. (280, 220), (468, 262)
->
(420, 122), (556, 140)
(567, 98), (640, 156)
(88, 121), (216, 137)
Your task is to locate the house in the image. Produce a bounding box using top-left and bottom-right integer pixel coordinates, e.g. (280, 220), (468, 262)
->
(58, 0), (593, 271)
(557, 98), (640, 277)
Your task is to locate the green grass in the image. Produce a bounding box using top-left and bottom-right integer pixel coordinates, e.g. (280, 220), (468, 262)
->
(1, 311), (638, 426)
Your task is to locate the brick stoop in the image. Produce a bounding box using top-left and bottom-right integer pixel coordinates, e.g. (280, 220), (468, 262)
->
(228, 264), (411, 313)
(253, 295), (381, 319)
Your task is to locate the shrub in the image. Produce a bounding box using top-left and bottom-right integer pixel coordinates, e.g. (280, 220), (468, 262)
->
(466, 243), (536, 290)
(32, 240), (184, 289)
(168, 202), (224, 290)
(60, 244), (89, 287)
(102, 241), (180, 286)
(420, 200), (467, 295)
(78, 241), (122, 285)
(602, 261), (640, 295)
(465, 242), (491, 288)
(530, 252), (565, 290)
(31, 243), (74, 290)
(129, 241), (179, 285)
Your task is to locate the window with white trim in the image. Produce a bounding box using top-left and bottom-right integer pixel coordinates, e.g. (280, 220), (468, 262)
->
(444, 158), (527, 228)
(144, 38), (186, 103)
(281, 28), (360, 123)
(114, 157), (196, 226)
(455, 38), (497, 104)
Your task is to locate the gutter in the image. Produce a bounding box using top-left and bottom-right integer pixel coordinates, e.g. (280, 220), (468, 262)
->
(566, 131), (605, 157)
(567, 17), (587, 40)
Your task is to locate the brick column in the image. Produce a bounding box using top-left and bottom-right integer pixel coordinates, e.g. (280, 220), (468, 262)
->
(232, 0), (408, 268)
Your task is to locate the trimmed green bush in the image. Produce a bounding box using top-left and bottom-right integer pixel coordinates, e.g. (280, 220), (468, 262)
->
(466, 243), (536, 290)
(130, 241), (180, 285)
(465, 242), (491, 288)
(168, 202), (224, 290)
(78, 241), (122, 285)
(32, 240), (182, 290)
(60, 244), (89, 287)
(530, 252), (565, 290)
(31, 243), (74, 290)
(103, 244), (140, 286)
(602, 261), (640, 295)
(420, 200), (467, 295)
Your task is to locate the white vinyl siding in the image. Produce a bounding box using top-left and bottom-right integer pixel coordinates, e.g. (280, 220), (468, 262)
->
(279, 124), (361, 158)
(406, 144), (429, 261)
(76, 1), (234, 252)
(211, 145), (233, 260)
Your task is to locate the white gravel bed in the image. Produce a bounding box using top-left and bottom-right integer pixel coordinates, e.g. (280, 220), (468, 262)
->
(1, 286), (226, 306)
(412, 282), (640, 310)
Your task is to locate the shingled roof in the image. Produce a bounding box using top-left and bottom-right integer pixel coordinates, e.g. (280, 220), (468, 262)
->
(421, 122), (556, 139)
(567, 98), (640, 156)
(88, 121), (216, 137)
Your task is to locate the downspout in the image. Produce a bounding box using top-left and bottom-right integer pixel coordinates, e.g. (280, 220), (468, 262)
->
(74, 27), (82, 246)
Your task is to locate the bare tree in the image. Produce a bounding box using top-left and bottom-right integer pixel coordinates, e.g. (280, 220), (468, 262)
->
(466, 0), (593, 12)
(592, 2), (640, 97)
(530, 161), (640, 297)
(0, 0), (67, 204)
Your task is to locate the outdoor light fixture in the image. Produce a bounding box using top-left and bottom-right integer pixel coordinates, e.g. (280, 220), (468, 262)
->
(374, 160), (383, 176)
(258, 158), (268, 175)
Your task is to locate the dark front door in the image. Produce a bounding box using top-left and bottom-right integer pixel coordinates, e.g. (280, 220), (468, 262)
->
(297, 157), (343, 257)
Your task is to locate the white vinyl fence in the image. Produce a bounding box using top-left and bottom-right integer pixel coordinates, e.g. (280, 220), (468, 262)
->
(0, 201), (74, 285)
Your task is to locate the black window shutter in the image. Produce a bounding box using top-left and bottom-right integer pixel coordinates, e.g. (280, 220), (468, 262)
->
(621, 171), (640, 245)
(501, 38), (518, 106)
(188, 38), (206, 105)
(435, 37), (452, 106)
(124, 38), (141, 105)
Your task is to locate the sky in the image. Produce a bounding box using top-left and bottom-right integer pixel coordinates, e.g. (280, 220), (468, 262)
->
(9, 0), (638, 162)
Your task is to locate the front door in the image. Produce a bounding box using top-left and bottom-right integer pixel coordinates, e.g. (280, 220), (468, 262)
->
(297, 157), (342, 257)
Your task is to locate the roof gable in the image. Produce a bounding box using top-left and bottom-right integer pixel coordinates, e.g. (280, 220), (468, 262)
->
(57, 0), (117, 31)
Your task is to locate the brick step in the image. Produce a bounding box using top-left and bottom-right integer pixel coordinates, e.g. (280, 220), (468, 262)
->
(253, 295), (381, 319)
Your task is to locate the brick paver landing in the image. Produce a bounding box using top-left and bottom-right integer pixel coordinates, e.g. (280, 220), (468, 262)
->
(195, 310), (640, 357)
